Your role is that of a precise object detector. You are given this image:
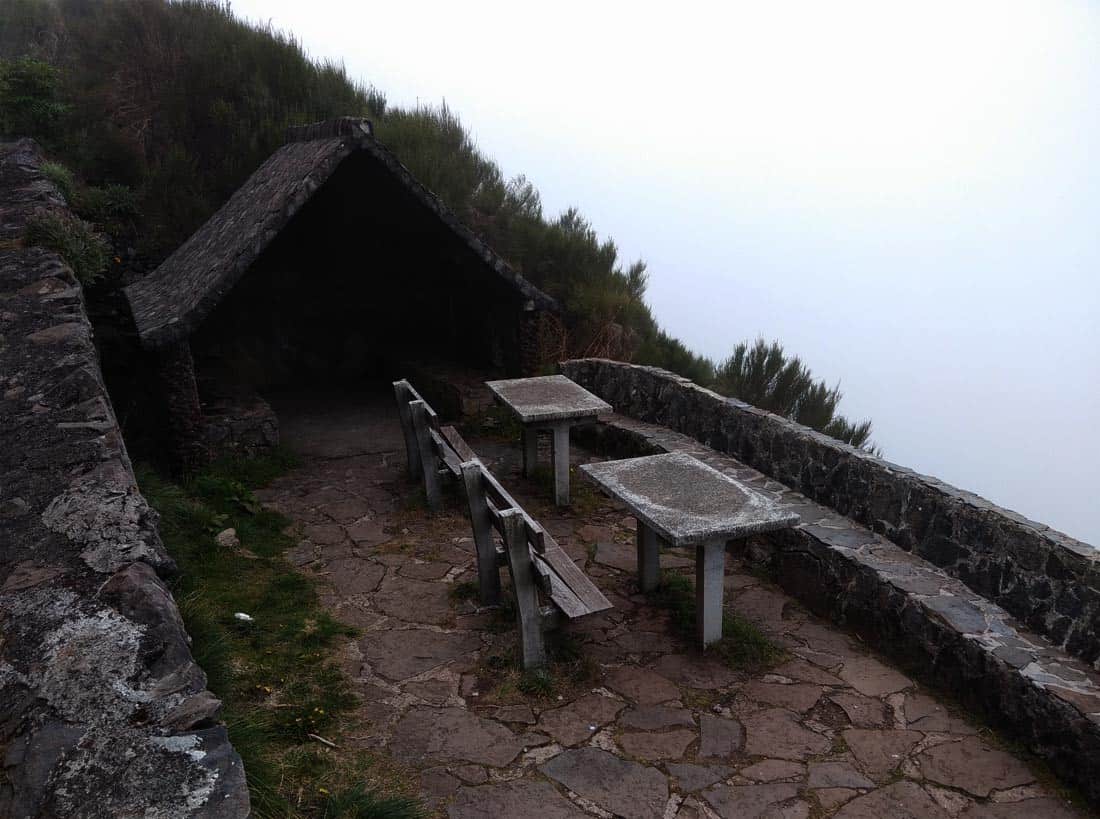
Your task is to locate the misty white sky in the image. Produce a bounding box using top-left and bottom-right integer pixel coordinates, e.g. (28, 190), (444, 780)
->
(234, 0), (1099, 545)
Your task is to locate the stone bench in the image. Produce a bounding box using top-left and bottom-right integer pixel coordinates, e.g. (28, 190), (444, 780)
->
(583, 411), (1100, 807)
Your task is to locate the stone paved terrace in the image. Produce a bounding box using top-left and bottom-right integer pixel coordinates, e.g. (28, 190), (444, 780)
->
(255, 393), (1087, 818)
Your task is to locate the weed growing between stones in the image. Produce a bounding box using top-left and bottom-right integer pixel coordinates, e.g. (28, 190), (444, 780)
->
(24, 209), (109, 285)
(321, 785), (425, 819)
(458, 405), (522, 442)
(476, 631), (599, 704)
(652, 570), (783, 671)
(447, 581), (480, 603)
(138, 452), (425, 819)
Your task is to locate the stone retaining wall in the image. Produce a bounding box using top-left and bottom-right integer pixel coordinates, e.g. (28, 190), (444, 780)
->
(0, 140), (248, 817)
(562, 358), (1100, 667)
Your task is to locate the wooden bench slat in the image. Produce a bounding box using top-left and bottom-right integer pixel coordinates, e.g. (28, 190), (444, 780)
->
(532, 554), (590, 618)
(540, 533), (613, 615)
(429, 427), (463, 476)
(441, 425), (477, 463)
(479, 467), (546, 554)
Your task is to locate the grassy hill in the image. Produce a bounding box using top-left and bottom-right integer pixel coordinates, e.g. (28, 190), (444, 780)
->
(0, 0), (872, 448)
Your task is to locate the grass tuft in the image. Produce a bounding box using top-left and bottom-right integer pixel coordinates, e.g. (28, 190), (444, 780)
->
(652, 570), (782, 671)
(322, 785), (426, 819)
(40, 160), (74, 201)
(25, 209), (109, 285)
(448, 580), (479, 602)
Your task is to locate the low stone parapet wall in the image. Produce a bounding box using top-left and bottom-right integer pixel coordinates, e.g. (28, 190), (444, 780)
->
(562, 358), (1100, 668)
(0, 140), (248, 817)
(579, 411), (1100, 806)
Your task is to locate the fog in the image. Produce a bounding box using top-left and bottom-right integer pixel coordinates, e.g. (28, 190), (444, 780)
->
(233, 0), (1100, 545)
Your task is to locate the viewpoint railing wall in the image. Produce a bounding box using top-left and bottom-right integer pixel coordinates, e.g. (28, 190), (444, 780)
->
(562, 358), (1100, 666)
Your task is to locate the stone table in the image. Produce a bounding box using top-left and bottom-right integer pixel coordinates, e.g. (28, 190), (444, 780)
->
(580, 452), (799, 646)
(486, 374), (611, 506)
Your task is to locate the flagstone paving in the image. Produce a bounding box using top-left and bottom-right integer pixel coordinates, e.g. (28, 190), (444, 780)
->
(255, 398), (1085, 819)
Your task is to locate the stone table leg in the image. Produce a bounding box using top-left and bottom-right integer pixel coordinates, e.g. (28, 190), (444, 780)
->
(696, 539), (726, 647)
(550, 423), (571, 506)
(637, 520), (661, 592)
(522, 427), (538, 478)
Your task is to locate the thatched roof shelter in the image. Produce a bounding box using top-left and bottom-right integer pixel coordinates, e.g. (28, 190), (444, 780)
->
(125, 117), (556, 351)
(122, 117), (558, 469)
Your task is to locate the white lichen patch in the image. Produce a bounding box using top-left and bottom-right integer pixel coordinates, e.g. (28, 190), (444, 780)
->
(41, 482), (161, 573)
(149, 733), (207, 763)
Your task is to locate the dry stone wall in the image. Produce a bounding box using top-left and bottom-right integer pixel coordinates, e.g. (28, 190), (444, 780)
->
(562, 358), (1100, 667)
(0, 139), (248, 817)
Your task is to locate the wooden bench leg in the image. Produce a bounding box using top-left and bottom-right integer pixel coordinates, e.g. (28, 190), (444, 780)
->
(410, 401), (442, 511)
(550, 423), (570, 507)
(696, 539), (726, 647)
(522, 428), (538, 478)
(460, 461), (502, 606)
(392, 381), (421, 480)
(637, 520), (661, 593)
(501, 509), (548, 669)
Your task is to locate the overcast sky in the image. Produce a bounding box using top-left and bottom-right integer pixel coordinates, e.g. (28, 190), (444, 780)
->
(233, 0), (1099, 545)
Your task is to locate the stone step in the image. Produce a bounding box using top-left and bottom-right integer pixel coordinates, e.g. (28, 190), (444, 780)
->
(585, 412), (1100, 805)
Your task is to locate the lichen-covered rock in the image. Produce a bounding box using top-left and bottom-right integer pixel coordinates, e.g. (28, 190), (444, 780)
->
(0, 139), (248, 817)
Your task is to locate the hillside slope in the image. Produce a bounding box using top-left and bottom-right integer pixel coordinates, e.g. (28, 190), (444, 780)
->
(0, 0), (872, 446)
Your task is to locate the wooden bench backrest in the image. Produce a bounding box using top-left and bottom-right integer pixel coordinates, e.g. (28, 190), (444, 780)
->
(460, 460), (612, 619)
(393, 379), (426, 478)
(395, 379), (479, 510)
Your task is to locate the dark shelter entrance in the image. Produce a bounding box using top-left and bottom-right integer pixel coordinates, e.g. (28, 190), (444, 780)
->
(124, 118), (556, 470)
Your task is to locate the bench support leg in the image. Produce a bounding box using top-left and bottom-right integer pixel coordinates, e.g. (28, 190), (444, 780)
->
(522, 427), (538, 478)
(696, 539), (726, 647)
(637, 520), (661, 592)
(502, 510), (548, 668)
(410, 401), (442, 512)
(460, 462), (502, 606)
(551, 423), (571, 507)
(393, 381), (421, 480)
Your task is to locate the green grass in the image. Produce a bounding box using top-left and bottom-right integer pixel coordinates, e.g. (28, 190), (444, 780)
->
(652, 570), (782, 671)
(479, 631), (598, 703)
(24, 209), (109, 285)
(322, 786), (425, 819)
(138, 451), (424, 818)
(447, 580), (480, 603)
(40, 160), (74, 201)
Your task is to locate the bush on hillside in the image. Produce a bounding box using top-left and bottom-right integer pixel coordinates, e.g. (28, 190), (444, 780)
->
(715, 338), (875, 449)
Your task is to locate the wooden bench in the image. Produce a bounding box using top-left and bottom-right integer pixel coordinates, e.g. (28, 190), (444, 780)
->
(393, 379), (476, 511)
(460, 459), (612, 668)
(394, 378), (612, 667)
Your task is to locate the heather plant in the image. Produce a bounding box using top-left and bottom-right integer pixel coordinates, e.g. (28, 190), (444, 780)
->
(715, 338), (876, 450)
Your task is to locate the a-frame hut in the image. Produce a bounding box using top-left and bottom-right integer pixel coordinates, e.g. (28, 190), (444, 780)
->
(124, 117), (556, 467)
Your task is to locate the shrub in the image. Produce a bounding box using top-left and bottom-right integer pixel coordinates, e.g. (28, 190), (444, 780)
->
(39, 160), (73, 201)
(0, 56), (68, 141)
(24, 210), (110, 285)
(715, 338), (876, 450)
(74, 183), (140, 229)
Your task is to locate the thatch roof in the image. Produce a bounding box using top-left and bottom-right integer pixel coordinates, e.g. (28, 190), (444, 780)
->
(124, 117), (557, 350)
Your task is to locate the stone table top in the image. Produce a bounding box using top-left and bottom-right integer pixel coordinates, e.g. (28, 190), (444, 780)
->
(486, 374), (612, 425)
(580, 452), (800, 547)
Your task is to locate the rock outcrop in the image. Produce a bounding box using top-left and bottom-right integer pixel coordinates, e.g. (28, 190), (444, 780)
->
(0, 139), (248, 818)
